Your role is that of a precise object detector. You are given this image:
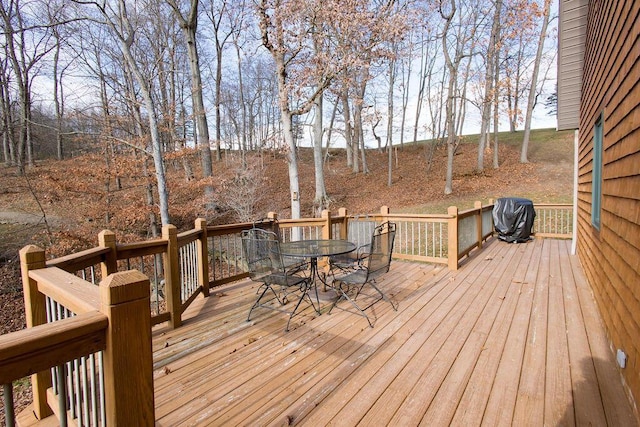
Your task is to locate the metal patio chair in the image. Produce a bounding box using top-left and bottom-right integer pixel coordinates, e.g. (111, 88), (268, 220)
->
(253, 218), (307, 272)
(329, 218), (377, 273)
(329, 222), (398, 327)
(242, 228), (315, 331)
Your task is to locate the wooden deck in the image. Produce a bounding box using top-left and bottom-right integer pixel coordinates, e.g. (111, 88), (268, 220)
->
(151, 238), (638, 426)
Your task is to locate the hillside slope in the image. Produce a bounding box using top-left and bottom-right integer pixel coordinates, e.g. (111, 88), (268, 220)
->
(0, 128), (574, 244)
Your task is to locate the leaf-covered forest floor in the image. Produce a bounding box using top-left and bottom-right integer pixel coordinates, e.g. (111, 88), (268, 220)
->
(0, 128), (574, 420)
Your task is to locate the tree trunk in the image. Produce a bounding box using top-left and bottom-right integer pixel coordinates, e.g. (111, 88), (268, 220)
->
(182, 9), (214, 186)
(215, 41), (223, 158)
(324, 95), (339, 163)
(477, 0), (502, 171)
(168, 0), (215, 204)
(235, 40), (248, 153)
(312, 93), (328, 215)
(282, 109), (301, 219)
(53, 29), (64, 161)
(399, 46), (411, 147)
(341, 90), (354, 169)
(521, 0), (551, 163)
(105, 0), (171, 225)
(441, 0), (457, 195)
(355, 78), (367, 174)
(0, 64), (15, 166)
(493, 4), (502, 169)
(387, 58), (396, 186)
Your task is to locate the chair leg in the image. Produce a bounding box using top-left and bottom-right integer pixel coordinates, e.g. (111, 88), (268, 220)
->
(247, 284), (271, 322)
(328, 279), (397, 327)
(328, 282), (375, 328)
(365, 280), (398, 311)
(285, 279), (314, 331)
(249, 279), (317, 331)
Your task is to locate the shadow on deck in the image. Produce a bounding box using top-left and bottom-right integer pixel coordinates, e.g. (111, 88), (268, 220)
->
(151, 238), (638, 426)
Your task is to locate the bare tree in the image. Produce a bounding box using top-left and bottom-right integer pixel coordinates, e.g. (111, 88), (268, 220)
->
(256, 0), (336, 219)
(1, 0), (57, 172)
(521, 0), (552, 163)
(81, 0), (171, 225)
(476, 0), (502, 171)
(440, 0), (480, 194)
(0, 54), (16, 166)
(166, 0), (216, 205)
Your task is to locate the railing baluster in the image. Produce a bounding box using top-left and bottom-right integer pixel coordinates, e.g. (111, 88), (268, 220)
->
(192, 242), (198, 293)
(89, 353), (98, 426)
(81, 356), (89, 426)
(73, 359), (81, 425)
(153, 257), (160, 315)
(99, 352), (106, 426)
(186, 243), (190, 296)
(224, 234), (231, 276)
(66, 360), (75, 419)
(233, 234), (238, 274)
(57, 364), (68, 427)
(3, 382), (15, 427)
(412, 222), (416, 255)
(179, 247), (185, 302)
(439, 223), (443, 258)
(218, 235), (224, 279)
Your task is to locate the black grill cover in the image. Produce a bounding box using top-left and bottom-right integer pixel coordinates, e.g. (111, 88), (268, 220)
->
(492, 197), (536, 243)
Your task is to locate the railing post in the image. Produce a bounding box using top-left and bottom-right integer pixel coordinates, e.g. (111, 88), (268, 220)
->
(99, 230), (118, 278)
(488, 198), (495, 238)
(338, 207), (348, 240)
(267, 211), (279, 236)
(475, 201), (483, 249)
(99, 270), (155, 426)
(321, 210), (332, 239)
(448, 206), (459, 271)
(380, 205), (390, 222)
(162, 224), (182, 328)
(18, 245), (53, 420)
(195, 219), (210, 297)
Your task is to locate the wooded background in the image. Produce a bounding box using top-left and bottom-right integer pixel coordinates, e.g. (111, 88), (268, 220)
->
(1, 0), (556, 233)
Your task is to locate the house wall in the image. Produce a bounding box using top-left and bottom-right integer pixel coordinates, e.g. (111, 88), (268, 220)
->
(557, 0), (588, 130)
(577, 0), (640, 412)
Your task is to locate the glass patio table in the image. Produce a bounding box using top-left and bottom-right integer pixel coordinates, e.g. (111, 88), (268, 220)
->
(279, 239), (356, 304)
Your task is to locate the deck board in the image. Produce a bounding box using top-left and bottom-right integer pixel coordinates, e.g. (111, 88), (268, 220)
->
(152, 238), (638, 426)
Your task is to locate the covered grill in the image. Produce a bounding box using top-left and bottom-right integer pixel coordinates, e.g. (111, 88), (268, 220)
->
(492, 197), (536, 243)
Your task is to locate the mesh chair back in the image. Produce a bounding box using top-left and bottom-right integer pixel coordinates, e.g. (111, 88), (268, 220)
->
(241, 228), (285, 280)
(363, 222), (396, 279)
(348, 219), (377, 251)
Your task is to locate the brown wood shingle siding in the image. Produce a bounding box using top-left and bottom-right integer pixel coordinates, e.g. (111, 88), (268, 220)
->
(558, 0), (589, 130)
(577, 0), (640, 414)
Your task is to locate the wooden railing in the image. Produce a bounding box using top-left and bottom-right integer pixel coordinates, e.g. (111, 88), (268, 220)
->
(1, 246), (154, 426)
(2, 201), (573, 424)
(532, 203), (573, 239)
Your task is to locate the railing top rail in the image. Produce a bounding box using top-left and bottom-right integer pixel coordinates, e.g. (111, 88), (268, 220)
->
(532, 203), (573, 208)
(46, 246), (111, 272)
(0, 311), (108, 384)
(177, 228), (203, 246)
(30, 267), (100, 314)
(275, 218), (327, 227)
(376, 212), (454, 220)
(116, 239), (168, 259)
(329, 216), (347, 224)
(206, 222), (261, 236)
